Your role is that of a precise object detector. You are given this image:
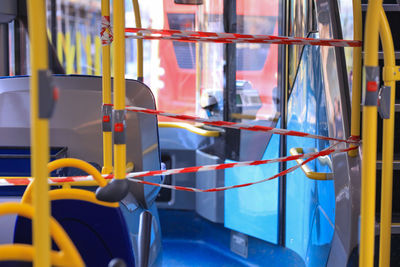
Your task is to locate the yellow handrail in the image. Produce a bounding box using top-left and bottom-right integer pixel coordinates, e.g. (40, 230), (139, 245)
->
(349, 0), (362, 157)
(27, 0), (51, 265)
(48, 158), (107, 187)
(101, 0), (113, 175)
(378, 6), (399, 267)
(113, 0), (127, 180)
(132, 0), (144, 81)
(22, 158), (108, 214)
(360, 0), (382, 266)
(158, 122), (221, 137)
(0, 203), (84, 266)
(289, 148), (333, 180)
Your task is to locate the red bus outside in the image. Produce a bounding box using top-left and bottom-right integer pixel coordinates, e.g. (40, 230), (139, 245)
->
(159, 0), (279, 121)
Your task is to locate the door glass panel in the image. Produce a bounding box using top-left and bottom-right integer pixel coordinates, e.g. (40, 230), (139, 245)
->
(286, 39), (334, 267)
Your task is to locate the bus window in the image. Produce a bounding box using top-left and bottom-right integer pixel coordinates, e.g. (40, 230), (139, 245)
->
(167, 13), (196, 69)
(288, 0), (316, 89)
(235, 1), (280, 122)
(236, 15), (276, 71)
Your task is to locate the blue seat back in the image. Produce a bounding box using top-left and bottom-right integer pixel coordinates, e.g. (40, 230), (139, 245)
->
(14, 199), (135, 267)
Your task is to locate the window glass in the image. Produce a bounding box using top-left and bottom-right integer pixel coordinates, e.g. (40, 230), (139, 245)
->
(235, 1), (280, 122)
(236, 15), (276, 71)
(337, 0), (354, 97)
(288, 0), (313, 89)
(167, 13), (196, 69)
(157, 2), (199, 119)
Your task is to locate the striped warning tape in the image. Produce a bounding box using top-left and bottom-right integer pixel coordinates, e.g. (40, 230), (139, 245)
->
(0, 144), (356, 192)
(100, 16), (113, 45)
(125, 28), (362, 47)
(128, 143), (355, 192)
(126, 105), (360, 144)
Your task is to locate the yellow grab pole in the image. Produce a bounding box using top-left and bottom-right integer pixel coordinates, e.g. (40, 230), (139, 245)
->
(360, 0), (382, 266)
(101, 0), (113, 174)
(113, 0), (126, 179)
(378, 6), (398, 267)
(27, 0), (51, 266)
(349, 0), (362, 157)
(132, 0), (143, 82)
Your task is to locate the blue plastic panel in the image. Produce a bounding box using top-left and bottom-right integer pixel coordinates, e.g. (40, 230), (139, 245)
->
(224, 125), (280, 244)
(286, 43), (335, 267)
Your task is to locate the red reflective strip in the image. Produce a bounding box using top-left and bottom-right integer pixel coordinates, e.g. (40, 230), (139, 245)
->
(103, 115), (110, 122)
(367, 81), (378, 92)
(53, 87), (59, 101)
(114, 123), (124, 132)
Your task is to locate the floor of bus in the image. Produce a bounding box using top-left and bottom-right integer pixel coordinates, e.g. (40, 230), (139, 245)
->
(158, 209), (304, 267)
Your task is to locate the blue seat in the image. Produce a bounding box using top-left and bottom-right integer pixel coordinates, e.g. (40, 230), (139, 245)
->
(14, 197), (135, 267)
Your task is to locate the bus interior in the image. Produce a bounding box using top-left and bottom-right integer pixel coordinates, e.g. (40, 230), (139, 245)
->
(0, 0), (399, 266)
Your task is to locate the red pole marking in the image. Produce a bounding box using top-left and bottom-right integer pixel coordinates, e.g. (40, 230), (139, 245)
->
(125, 28), (362, 47)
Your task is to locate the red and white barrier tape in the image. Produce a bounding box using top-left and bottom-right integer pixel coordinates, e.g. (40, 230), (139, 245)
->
(126, 105), (360, 144)
(128, 143), (355, 192)
(0, 144), (356, 192)
(125, 28), (362, 47)
(100, 16), (113, 45)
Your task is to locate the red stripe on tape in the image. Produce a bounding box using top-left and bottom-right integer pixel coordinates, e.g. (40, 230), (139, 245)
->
(125, 28), (362, 47)
(6, 179), (30, 185)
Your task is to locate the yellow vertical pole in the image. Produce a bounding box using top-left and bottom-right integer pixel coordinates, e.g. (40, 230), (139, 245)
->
(95, 36), (101, 76)
(86, 34), (93, 75)
(378, 6), (397, 267)
(132, 0), (143, 81)
(113, 0), (126, 179)
(101, 0), (113, 174)
(360, 0), (382, 266)
(349, 0), (362, 157)
(27, 0), (51, 266)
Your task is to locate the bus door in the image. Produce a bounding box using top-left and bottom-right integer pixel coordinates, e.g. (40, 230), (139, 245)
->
(285, 0), (360, 266)
(197, 0), (282, 245)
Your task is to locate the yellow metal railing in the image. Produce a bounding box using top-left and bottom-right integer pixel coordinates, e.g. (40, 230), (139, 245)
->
(378, 6), (399, 267)
(361, 0), (400, 266)
(0, 203), (84, 266)
(113, 0), (127, 180)
(27, 0), (51, 265)
(132, 0), (144, 81)
(101, 0), (113, 175)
